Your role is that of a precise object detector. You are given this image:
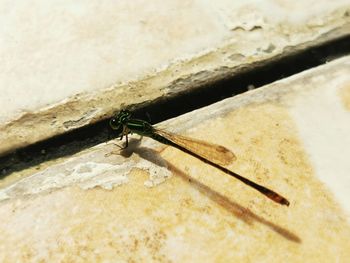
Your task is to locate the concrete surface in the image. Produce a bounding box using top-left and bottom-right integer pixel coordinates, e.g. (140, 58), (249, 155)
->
(1, 0), (350, 156)
(0, 56), (349, 262)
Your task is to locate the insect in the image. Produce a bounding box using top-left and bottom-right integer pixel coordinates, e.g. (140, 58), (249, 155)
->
(109, 109), (289, 206)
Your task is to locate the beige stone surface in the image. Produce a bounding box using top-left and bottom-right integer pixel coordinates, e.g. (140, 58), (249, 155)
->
(1, 0), (350, 156)
(1, 57), (350, 262)
(339, 81), (350, 110)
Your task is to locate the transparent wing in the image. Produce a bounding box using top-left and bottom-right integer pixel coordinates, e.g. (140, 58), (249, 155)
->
(154, 129), (289, 206)
(155, 129), (236, 166)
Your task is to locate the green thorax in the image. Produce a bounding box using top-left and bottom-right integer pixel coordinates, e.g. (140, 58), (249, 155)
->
(126, 118), (155, 137)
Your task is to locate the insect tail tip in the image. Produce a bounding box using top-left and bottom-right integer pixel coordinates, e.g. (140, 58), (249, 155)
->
(267, 192), (290, 207)
(281, 198), (290, 206)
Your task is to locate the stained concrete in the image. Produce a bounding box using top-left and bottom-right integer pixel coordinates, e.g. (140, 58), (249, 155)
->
(0, 57), (349, 262)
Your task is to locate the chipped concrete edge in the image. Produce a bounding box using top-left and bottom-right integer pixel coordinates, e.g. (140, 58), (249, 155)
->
(157, 55), (350, 134)
(0, 24), (349, 157)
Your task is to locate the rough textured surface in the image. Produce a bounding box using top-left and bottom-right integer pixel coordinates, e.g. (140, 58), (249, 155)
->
(339, 81), (350, 110)
(0, 57), (349, 262)
(1, 0), (350, 155)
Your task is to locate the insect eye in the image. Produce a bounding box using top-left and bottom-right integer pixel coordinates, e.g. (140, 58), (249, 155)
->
(109, 118), (120, 130)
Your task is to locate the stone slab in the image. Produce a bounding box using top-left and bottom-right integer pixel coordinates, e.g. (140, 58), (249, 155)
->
(1, 0), (349, 156)
(0, 56), (349, 262)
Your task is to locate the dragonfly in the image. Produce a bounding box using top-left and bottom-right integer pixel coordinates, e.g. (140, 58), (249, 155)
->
(109, 109), (290, 206)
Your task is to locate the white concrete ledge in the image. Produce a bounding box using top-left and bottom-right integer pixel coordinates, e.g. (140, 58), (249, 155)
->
(0, 1), (349, 155)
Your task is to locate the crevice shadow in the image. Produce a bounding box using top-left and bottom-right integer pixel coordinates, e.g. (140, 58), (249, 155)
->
(120, 139), (301, 243)
(1, 34), (349, 180)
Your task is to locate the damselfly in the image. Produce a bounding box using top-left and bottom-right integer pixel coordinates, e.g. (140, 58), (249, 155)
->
(110, 110), (289, 206)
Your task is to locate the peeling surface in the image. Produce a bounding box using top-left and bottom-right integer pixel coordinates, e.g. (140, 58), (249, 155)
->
(0, 149), (130, 201)
(205, 0), (350, 30)
(62, 109), (99, 129)
(0, 141), (171, 201)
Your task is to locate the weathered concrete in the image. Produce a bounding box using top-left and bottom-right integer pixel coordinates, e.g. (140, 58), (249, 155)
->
(1, 0), (349, 155)
(0, 57), (349, 262)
